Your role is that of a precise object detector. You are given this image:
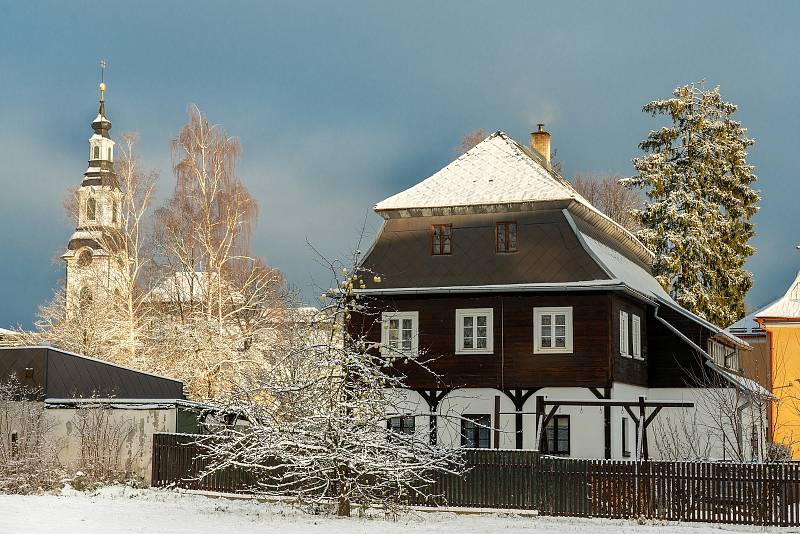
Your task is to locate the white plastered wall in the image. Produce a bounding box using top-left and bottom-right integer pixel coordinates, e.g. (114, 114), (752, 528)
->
(647, 387), (767, 462)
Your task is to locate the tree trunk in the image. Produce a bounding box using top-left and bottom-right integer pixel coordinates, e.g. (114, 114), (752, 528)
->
(337, 494), (351, 517)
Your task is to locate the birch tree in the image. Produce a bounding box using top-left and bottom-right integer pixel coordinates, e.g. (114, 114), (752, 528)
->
(151, 106), (287, 399)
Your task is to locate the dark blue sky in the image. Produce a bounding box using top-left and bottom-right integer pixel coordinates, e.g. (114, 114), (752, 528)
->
(1, 1), (798, 328)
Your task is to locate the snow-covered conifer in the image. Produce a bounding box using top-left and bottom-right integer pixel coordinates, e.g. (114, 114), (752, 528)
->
(622, 82), (759, 326)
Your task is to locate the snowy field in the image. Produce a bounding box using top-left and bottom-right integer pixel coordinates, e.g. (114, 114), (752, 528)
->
(0, 486), (790, 534)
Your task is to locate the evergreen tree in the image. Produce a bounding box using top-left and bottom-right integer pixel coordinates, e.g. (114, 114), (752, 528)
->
(622, 82), (759, 327)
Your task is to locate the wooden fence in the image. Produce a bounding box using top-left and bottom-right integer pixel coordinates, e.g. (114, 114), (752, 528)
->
(151, 433), (800, 526)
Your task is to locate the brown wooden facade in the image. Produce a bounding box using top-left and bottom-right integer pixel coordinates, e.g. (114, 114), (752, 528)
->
(352, 290), (717, 392)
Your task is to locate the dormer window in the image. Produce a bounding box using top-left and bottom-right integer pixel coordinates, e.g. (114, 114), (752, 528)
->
(496, 222), (517, 253)
(86, 197), (97, 221)
(431, 224), (452, 255)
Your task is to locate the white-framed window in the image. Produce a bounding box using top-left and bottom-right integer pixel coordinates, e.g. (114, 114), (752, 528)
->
(381, 311), (419, 356)
(455, 308), (493, 354)
(533, 307), (573, 354)
(620, 311), (629, 357)
(631, 314), (642, 359)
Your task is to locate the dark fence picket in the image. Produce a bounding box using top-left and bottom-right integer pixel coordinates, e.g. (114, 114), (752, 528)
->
(151, 433), (800, 526)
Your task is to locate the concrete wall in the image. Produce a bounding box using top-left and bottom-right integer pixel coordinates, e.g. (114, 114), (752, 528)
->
(44, 406), (176, 483)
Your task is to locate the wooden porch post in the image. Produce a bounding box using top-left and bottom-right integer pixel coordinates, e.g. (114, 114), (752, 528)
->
(638, 396), (648, 460)
(535, 395), (545, 452)
(494, 395), (501, 449)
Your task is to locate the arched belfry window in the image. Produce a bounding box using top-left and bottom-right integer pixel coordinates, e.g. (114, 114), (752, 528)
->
(93, 146), (100, 159)
(112, 201), (118, 223)
(108, 147), (112, 160)
(86, 197), (97, 221)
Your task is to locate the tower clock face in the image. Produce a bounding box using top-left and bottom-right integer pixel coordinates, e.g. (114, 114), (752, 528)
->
(76, 249), (93, 268)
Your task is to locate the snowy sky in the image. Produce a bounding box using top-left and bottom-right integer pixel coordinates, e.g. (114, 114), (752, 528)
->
(1, 1), (798, 328)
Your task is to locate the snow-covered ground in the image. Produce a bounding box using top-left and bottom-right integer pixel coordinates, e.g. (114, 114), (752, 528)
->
(0, 486), (788, 534)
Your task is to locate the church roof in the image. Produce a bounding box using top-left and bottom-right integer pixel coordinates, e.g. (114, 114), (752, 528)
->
(754, 271), (800, 320)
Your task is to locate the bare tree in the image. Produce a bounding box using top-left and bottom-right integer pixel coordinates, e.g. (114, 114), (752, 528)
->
(0, 375), (64, 494)
(72, 401), (137, 482)
(150, 106), (288, 399)
(455, 128), (487, 155)
(651, 349), (770, 462)
(572, 174), (642, 233)
(199, 249), (464, 516)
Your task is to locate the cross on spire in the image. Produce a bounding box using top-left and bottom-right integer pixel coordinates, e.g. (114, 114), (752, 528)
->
(99, 59), (107, 102)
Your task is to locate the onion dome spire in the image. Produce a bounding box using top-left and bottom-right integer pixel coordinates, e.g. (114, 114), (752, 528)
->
(92, 60), (112, 138)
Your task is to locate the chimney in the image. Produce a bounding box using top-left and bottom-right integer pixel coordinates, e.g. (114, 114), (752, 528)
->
(530, 124), (551, 166)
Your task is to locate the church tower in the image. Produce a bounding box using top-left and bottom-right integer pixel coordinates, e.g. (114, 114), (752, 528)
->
(62, 74), (124, 312)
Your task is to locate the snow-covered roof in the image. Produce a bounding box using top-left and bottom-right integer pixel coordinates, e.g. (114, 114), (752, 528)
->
(709, 363), (773, 399)
(375, 131), (583, 211)
(754, 271), (800, 320)
(575, 219), (748, 348)
(147, 271), (242, 304)
(726, 307), (768, 336)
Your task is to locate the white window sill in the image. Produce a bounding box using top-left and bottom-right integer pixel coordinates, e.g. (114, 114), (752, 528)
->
(534, 348), (573, 355)
(456, 349), (494, 355)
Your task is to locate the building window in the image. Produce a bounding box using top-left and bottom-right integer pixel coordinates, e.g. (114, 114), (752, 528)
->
(620, 311), (629, 357)
(708, 339), (738, 369)
(631, 314), (642, 359)
(533, 307), (573, 354)
(93, 145), (100, 159)
(112, 201), (118, 223)
(455, 308), (493, 354)
(107, 147), (112, 161)
(622, 417), (631, 457)
(545, 415), (570, 455)
(387, 416), (415, 435)
(431, 224), (452, 255)
(461, 414), (491, 449)
(496, 222), (517, 253)
(86, 197), (97, 221)
(381, 311), (418, 356)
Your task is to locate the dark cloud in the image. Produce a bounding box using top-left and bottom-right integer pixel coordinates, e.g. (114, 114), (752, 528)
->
(1, 1), (798, 327)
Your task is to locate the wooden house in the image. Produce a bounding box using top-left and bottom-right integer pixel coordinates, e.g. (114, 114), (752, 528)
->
(350, 129), (769, 460)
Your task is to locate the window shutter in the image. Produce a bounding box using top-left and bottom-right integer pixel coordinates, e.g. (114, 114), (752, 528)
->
(632, 315), (641, 358)
(620, 311), (629, 356)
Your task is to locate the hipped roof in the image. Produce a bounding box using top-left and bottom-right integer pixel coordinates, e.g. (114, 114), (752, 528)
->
(374, 131), (654, 265)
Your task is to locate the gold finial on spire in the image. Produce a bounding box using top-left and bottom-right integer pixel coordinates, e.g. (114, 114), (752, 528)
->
(99, 59), (107, 101)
